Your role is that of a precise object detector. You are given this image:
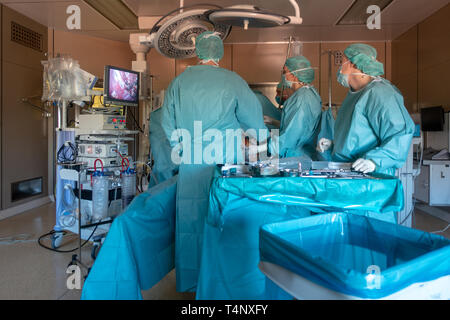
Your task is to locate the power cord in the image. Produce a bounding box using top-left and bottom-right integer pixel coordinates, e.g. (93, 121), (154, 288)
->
(431, 223), (450, 235)
(127, 107), (144, 134)
(37, 224), (98, 253)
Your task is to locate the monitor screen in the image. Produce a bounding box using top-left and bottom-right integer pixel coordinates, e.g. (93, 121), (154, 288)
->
(104, 66), (139, 107)
(420, 106), (444, 132)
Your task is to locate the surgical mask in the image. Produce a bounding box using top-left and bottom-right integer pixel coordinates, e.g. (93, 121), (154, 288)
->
(282, 75), (296, 88)
(337, 66), (350, 88)
(337, 62), (375, 88)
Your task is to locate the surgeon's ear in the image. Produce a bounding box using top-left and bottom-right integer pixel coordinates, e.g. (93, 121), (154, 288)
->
(350, 62), (360, 72)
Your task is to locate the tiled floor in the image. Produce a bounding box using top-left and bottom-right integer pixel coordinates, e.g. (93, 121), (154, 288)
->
(0, 202), (448, 300)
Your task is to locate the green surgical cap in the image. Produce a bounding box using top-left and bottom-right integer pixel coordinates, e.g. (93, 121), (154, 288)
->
(344, 43), (384, 77)
(195, 31), (224, 62)
(285, 55), (315, 84)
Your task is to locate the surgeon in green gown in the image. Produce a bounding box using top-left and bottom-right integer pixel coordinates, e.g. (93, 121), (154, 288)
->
(261, 81), (294, 130)
(317, 43), (415, 176)
(149, 107), (178, 187)
(269, 56), (323, 159)
(160, 31), (268, 292)
(317, 43), (415, 224)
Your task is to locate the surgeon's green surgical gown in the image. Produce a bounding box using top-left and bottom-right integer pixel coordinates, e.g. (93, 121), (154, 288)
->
(272, 85), (322, 158)
(332, 78), (415, 176)
(149, 107), (178, 187)
(253, 90), (281, 130)
(160, 64), (267, 292)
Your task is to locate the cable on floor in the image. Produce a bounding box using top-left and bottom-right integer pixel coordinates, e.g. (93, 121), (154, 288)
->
(37, 224), (98, 253)
(431, 223), (450, 235)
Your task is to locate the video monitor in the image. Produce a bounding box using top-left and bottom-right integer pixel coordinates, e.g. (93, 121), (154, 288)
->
(420, 106), (444, 132)
(104, 65), (140, 107)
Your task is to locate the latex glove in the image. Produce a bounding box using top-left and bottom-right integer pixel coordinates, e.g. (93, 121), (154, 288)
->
(352, 158), (376, 174)
(316, 138), (332, 153)
(264, 116), (280, 128)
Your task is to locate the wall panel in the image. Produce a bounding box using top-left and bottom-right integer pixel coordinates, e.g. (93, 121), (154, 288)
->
(392, 26), (418, 112)
(418, 3), (450, 110)
(52, 29), (134, 79)
(2, 6), (48, 209)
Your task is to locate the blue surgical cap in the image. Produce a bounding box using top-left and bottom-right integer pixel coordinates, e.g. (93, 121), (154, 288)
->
(195, 31), (224, 62)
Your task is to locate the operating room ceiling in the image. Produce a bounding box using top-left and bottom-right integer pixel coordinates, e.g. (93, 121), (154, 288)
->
(0, 0), (448, 43)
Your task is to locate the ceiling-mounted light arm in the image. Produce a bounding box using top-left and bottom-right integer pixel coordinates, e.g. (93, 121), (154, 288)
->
(288, 0), (303, 24)
(138, 3), (225, 50)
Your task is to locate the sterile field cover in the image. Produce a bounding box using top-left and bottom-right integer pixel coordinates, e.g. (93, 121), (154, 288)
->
(260, 213), (450, 299)
(207, 172), (404, 229)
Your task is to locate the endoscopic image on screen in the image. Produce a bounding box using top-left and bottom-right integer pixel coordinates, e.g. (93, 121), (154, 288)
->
(109, 69), (138, 102)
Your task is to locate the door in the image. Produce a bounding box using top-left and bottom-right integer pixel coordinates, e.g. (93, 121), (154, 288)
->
(2, 6), (48, 209)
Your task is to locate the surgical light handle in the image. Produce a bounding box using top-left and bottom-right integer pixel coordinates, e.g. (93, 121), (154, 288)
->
(288, 0), (303, 24)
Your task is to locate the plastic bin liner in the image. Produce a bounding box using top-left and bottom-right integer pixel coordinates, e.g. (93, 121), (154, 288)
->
(260, 213), (450, 299)
(207, 172), (404, 229)
(81, 175), (177, 300)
